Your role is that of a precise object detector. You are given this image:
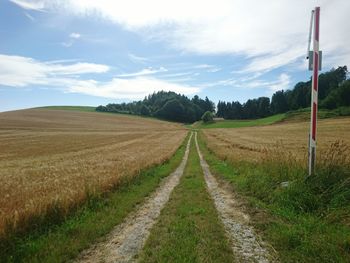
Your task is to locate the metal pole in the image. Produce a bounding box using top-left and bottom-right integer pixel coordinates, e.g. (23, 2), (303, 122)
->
(308, 7), (320, 176)
(306, 10), (314, 59)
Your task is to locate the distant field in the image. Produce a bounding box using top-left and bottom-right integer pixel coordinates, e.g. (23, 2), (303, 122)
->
(37, 105), (96, 112)
(0, 109), (186, 237)
(203, 117), (350, 163)
(194, 106), (350, 129)
(193, 114), (285, 129)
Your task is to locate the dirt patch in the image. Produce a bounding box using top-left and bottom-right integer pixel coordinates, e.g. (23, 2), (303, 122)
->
(195, 132), (277, 263)
(75, 133), (193, 263)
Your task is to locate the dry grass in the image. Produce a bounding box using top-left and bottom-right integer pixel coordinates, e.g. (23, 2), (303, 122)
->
(202, 117), (350, 165)
(0, 109), (187, 237)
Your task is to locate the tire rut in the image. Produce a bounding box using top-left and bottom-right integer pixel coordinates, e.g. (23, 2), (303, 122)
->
(195, 132), (276, 263)
(74, 132), (193, 263)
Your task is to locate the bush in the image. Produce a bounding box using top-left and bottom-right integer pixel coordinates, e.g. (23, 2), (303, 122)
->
(201, 111), (214, 123)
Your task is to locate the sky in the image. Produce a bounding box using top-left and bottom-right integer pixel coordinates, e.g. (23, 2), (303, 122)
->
(0, 0), (349, 112)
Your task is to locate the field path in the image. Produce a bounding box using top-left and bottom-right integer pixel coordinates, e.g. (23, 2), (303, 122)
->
(195, 132), (275, 263)
(75, 132), (193, 263)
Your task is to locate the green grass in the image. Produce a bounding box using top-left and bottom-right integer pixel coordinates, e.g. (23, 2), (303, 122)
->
(139, 136), (235, 263)
(282, 106), (350, 122)
(0, 134), (189, 263)
(193, 113), (285, 129)
(36, 106), (97, 112)
(193, 106), (350, 129)
(197, 132), (350, 263)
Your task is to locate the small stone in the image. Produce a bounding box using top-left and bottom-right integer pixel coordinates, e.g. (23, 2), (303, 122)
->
(281, 181), (289, 188)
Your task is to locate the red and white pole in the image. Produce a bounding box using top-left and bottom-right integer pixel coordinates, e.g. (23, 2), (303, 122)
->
(309, 7), (320, 176)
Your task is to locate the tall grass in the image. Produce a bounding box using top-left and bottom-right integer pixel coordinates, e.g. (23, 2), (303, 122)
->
(198, 132), (350, 262)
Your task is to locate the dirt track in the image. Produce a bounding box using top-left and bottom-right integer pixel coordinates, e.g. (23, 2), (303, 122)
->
(195, 132), (276, 263)
(75, 132), (193, 263)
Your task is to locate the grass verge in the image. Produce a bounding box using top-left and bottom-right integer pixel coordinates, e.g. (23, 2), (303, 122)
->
(197, 132), (350, 263)
(139, 135), (234, 262)
(0, 134), (189, 263)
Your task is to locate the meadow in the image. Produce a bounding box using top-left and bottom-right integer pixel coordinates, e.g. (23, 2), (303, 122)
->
(0, 109), (186, 238)
(194, 113), (285, 129)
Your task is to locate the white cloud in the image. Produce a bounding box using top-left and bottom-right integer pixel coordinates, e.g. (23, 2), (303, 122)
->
(11, 0), (347, 73)
(240, 47), (305, 73)
(0, 54), (199, 99)
(0, 54), (109, 87)
(0, 55), (47, 87)
(24, 12), (35, 21)
(201, 78), (237, 88)
(10, 0), (350, 74)
(117, 67), (167, 77)
(128, 53), (149, 64)
(61, 41), (73, 47)
(238, 73), (291, 92)
(69, 77), (200, 99)
(268, 73), (291, 92)
(194, 64), (221, 73)
(69, 32), (81, 39)
(10, 0), (45, 11)
(162, 72), (194, 78)
(49, 62), (109, 75)
(203, 73), (291, 92)
(61, 32), (81, 47)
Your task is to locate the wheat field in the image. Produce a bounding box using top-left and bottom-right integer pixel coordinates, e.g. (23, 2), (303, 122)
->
(0, 109), (187, 236)
(202, 117), (350, 164)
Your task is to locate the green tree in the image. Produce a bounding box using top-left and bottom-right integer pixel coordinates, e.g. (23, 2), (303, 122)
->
(257, 97), (270, 117)
(155, 99), (185, 122)
(271, 90), (288, 114)
(140, 105), (150, 116)
(201, 111), (214, 123)
(338, 79), (350, 106)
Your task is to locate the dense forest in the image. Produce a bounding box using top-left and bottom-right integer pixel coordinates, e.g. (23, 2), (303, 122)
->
(97, 66), (349, 123)
(217, 66), (349, 119)
(96, 91), (215, 123)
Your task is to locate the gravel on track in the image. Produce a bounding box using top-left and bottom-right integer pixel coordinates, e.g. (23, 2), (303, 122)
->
(195, 132), (276, 263)
(75, 132), (193, 263)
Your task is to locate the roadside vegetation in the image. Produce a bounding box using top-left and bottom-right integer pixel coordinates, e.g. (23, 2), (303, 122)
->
(198, 131), (350, 262)
(139, 137), (234, 262)
(0, 133), (189, 263)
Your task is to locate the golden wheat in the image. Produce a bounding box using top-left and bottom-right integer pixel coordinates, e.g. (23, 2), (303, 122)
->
(0, 109), (187, 236)
(202, 117), (350, 165)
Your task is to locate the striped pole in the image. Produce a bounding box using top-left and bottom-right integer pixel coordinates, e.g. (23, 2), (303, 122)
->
(309, 7), (320, 176)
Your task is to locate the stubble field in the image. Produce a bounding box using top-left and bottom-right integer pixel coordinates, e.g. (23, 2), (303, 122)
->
(0, 109), (186, 237)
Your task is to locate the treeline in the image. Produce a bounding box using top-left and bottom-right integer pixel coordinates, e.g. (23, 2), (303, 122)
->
(217, 66), (349, 119)
(96, 91), (215, 123)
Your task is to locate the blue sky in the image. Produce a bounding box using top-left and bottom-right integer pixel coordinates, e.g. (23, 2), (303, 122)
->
(1, 0), (349, 112)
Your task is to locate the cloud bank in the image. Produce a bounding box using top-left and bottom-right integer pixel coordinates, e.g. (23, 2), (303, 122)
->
(9, 0), (350, 73)
(0, 54), (199, 99)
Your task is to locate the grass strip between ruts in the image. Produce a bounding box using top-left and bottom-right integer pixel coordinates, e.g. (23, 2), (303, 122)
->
(139, 133), (235, 262)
